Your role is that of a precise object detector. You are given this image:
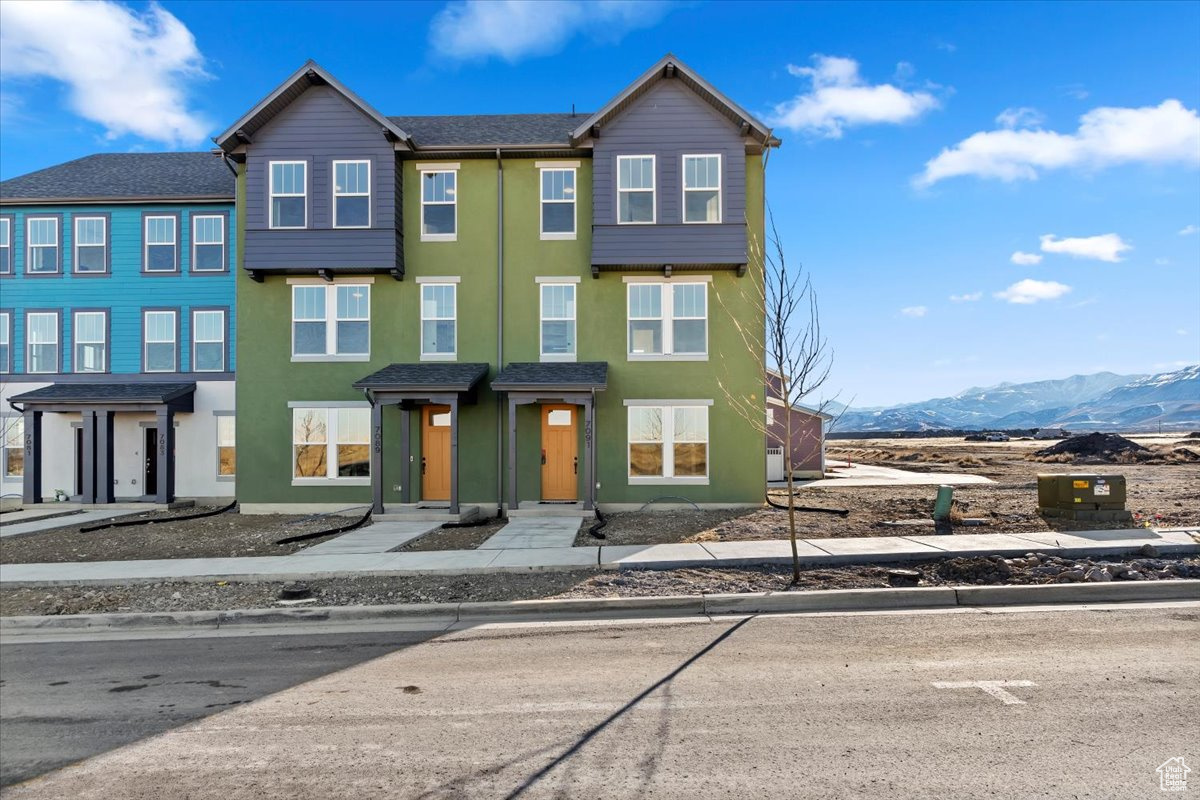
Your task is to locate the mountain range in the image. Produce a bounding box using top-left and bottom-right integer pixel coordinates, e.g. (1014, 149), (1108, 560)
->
(833, 365), (1200, 433)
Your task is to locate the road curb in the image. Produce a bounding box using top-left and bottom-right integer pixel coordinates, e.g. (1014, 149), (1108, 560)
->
(2, 580), (1197, 636)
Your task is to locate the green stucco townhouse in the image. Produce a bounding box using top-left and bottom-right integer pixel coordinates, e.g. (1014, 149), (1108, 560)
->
(216, 55), (778, 517)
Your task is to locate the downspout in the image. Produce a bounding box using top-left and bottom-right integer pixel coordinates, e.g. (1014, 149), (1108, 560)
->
(496, 148), (505, 517)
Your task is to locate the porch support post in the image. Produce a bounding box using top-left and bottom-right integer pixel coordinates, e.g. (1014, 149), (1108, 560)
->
(370, 400), (384, 514)
(22, 410), (42, 505)
(448, 396), (460, 516)
(81, 410), (96, 504)
(399, 407), (412, 504)
(507, 396), (518, 512)
(155, 407), (175, 504)
(582, 396), (594, 511)
(96, 410), (114, 504)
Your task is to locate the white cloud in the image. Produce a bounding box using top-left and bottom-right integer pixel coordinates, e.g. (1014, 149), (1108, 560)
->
(995, 106), (1045, 130)
(0, 0), (209, 146)
(1039, 233), (1131, 262)
(429, 0), (671, 63)
(1180, 224), (1199, 236)
(1178, 329), (1190, 336)
(994, 279), (1072, 304)
(900, 305), (928, 318)
(949, 292), (982, 302)
(770, 55), (940, 138)
(915, 99), (1200, 186)
(1155, 257), (1171, 266)
(1010, 251), (1043, 266)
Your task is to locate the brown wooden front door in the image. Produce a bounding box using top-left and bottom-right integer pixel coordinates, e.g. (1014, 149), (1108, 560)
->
(541, 404), (578, 501)
(422, 405), (451, 501)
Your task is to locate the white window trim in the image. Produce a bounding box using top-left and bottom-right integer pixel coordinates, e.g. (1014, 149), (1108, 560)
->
(72, 216), (107, 273)
(290, 283), (371, 362)
(192, 309), (226, 372)
(616, 154), (656, 225)
(191, 214), (226, 272)
(539, 166), (577, 240)
(539, 282), (576, 363)
(143, 215), (177, 272)
(26, 312), (58, 374)
(681, 153), (722, 224)
(143, 310), (177, 373)
(290, 406), (371, 486)
(269, 160), (308, 230)
(215, 413), (236, 481)
(0, 218), (10, 274)
(0, 311), (9, 373)
(419, 166), (458, 242)
(26, 217), (59, 273)
(2, 414), (23, 479)
(72, 310), (107, 374)
(626, 403), (710, 485)
(420, 282), (457, 361)
(626, 281), (709, 361)
(332, 159), (371, 229)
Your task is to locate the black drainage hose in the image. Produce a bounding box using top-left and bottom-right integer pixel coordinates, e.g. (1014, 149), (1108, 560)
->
(79, 500), (238, 533)
(764, 493), (850, 516)
(587, 507), (607, 540)
(275, 507), (372, 545)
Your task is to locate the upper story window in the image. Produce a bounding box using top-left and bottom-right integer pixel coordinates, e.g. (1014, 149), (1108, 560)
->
(192, 215), (226, 272)
(26, 217), (59, 274)
(540, 283), (576, 361)
(421, 169), (457, 241)
(143, 310), (177, 372)
(627, 281), (708, 359)
(540, 167), (576, 239)
(420, 282), (457, 360)
(144, 216), (178, 272)
(0, 218), (11, 274)
(333, 160), (370, 228)
(270, 161), (307, 229)
(26, 311), (59, 373)
(0, 312), (10, 373)
(292, 283), (370, 360)
(74, 216), (108, 273)
(617, 155), (655, 224)
(73, 311), (107, 373)
(192, 309), (226, 372)
(682, 155), (721, 224)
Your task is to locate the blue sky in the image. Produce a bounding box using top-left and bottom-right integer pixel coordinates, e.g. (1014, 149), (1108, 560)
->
(1, 0), (1197, 406)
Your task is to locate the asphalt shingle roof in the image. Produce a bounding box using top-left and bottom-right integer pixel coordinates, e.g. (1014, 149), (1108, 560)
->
(10, 382), (197, 404)
(491, 362), (608, 390)
(353, 363), (490, 391)
(388, 113), (587, 147)
(0, 153), (234, 202)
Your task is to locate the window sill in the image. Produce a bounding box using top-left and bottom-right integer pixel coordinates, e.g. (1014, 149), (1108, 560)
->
(216, 475), (235, 482)
(291, 354), (371, 363)
(420, 353), (458, 362)
(615, 221), (656, 226)
(627, 476), (710, 486)
(268, 226), (308, 231)
(539, 353), (577, 363)
(627, 354), (708, 362)
(291, 478), (371, 487)
(420, 234), (458, 243)
(539, 232), (577, 241)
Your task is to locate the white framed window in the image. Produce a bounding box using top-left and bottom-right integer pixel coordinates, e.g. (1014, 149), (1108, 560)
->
(192, 215), (225, 271)
(617, 155), (655, 224)
(540, 283), (576, 361)
(143, 310), (177, 372)
(627, 404), (709, 482)
(72, 311), (106, 373)
(216, 415), (236, 477)
(766, 407), (775, 426)
(682, 154), (721, 223)
(143, 216), (177, 272)
(0, 312), (9, 373)
(0, 218), (10, 274)
(3, 416), (23, 478)
(420, 283), (456, 359)
(292, 407), (370, 482)
(333, 160), (370, 228)
(26, 312), (58, 373)
(420, 169), (457, 240)
(26, 217), (59, 273)
(540, 167), (576, 238)
(192, 309), (226, 372)
(73, 216), (107, 273)
(270, 161), (307, 229)
(626, 281), (708, 359)
(291, 283), (370, 359)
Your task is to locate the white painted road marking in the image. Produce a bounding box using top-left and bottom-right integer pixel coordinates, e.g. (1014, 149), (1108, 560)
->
(932, 680), (1037, 705)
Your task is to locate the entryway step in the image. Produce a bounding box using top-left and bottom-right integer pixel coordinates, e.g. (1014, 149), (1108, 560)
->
(506, 502), (594, 519)
(375, 504), (482, 523)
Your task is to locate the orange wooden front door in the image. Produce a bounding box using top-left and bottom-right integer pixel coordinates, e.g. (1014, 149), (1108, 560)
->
(422, 405), (451, 501)
(541, 404), (578, 501)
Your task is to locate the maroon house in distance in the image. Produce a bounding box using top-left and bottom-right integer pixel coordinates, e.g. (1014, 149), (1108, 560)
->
(766, 370), (831, 481)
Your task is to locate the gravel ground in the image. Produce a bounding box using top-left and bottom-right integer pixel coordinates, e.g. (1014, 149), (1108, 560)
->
(2, 555), (1195, 616)
(0, 508), (358, 564)
(396, 519), (508, 551)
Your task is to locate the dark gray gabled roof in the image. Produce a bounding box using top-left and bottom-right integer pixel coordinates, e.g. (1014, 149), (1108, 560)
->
(0, 153), (234, 203)
(388, 113), (586, 149)
(353, 363), (489, 392)
(10, 382), (197, 405)
(491, 362), (608, 392)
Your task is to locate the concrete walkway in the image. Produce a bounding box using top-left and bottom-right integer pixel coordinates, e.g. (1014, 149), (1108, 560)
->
(293, 521), (441, 556)
(479, 517), (582, 550)
(0, 510), (142, 539)
(1, 527), (1196, 587)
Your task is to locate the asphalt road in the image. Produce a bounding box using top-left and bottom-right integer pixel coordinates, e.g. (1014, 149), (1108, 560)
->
(2, 606), (1197, 798)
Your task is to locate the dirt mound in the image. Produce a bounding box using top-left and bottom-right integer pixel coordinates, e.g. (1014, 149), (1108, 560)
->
(1033, 432), (1148, 462)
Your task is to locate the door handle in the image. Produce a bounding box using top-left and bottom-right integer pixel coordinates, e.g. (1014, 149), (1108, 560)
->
(421, 456), (426, 475)
(573, 456), (578, 475)
(541, 450), (547, 465)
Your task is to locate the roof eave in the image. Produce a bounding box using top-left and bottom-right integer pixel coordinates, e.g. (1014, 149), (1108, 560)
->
(0, 195), (234, 206)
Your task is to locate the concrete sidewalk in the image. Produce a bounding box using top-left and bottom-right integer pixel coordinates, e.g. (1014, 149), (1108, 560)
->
(0, 510), (142, 539)
(1, 527), (1196, 586)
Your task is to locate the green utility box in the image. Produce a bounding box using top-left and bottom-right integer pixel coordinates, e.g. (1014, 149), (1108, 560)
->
(1037, 474), (1131, 521)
